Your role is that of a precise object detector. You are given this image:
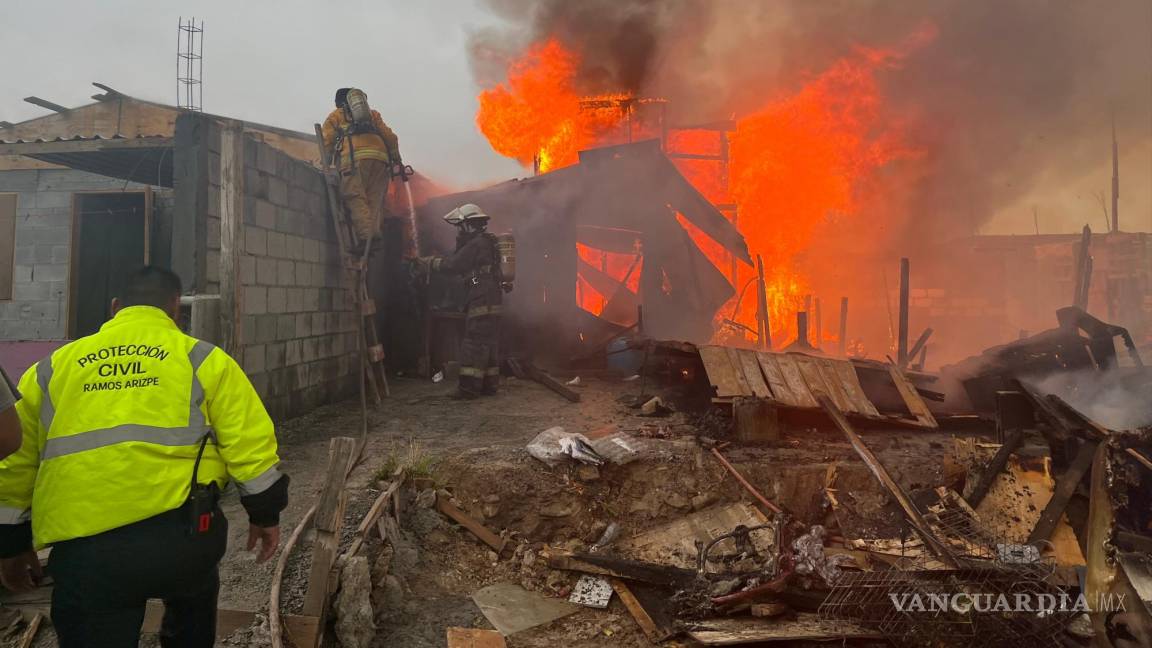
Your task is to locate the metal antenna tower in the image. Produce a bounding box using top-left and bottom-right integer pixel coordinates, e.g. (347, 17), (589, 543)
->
(176, 17), (204, 111)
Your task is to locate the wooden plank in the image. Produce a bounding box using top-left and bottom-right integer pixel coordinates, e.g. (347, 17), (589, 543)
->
(611, 579), (678, 642)
(793, 354), (834, 401)
(141, 603), (319, 643)
(965, 428), (1024, 508)
(699, 346), (748, 398)
(815, 357), (855, 413)
(723, 347), (753, 396)
(886, 363), (938, 428)
(733, 397), (779, 443)
(446, 627), (507, 648)
(817, 395), (959, 568)
(734, 349), (771, 398)
(754, 352), (794, 405)
(542, 550), (696, 587)
(436, 494), (508, 555)
(343, 472), (405, 559)
(0, 194), (15, 300)
(1028, 440), (1098, 544)
(218, 123), (245, 356)
(301, 437), (357, 623)
(832, 360), (880, 417)
(16, 612), (42, 648)
(769, 354), (817, 407)
(526, 364), (581, 402)
(687, 614), (880, 644)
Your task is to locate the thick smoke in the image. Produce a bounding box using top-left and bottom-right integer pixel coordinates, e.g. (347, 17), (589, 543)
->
(469, 0), (1151, 242)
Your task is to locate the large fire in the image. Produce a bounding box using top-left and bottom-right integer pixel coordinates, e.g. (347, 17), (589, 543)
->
(476, 28), (936, 348)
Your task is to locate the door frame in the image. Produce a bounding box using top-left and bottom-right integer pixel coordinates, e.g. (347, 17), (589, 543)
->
(67, 187), (153, 338)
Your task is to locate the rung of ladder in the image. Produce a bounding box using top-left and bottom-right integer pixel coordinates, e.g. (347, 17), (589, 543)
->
(361, 299), (377, 316)
(368, 345), (386, 363)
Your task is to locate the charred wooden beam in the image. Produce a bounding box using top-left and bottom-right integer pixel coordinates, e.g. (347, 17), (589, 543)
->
(1028, 440), (1097, 545)
(543, 549), (696, 587)
(897, 258), (910, 366)
(838, 297), (848, 356)
(965, 428), (1024, 508)
(23, 96), (69, 113)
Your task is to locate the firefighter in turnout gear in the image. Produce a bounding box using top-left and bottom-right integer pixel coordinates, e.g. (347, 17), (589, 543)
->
(0, 267), (288, 648)
(427, 205), (509, 398)
(321, 87), (402, 245)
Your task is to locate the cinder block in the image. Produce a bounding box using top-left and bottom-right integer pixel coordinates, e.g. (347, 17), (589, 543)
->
(276, 260), (295, 285)
(295, 313), (312, 337)
(25, 227), (69, 246)
(285, 339), (302, 366)
(257, 144), (277, 175)
(244, 227), (267, 256)
(285, 235), (303, 260)
(29, 191), (72, 210)
(301, 337), (320, 363)
(243, 344), (266, 374)
(267, 177), (288, 206)
(265, 342), (286, 370)
(208, 184), (221, 219)
(50, 245), (70, 264)
(267, 287), (287, 313)
(302, 288), (320, 311)
(12, 265), (32, 283)
(243, 286), (268, 315)
(255, 314), (278, 343)
(206, 217), (221, 250)
(285, 288), (303, 313)
(266, 231), (286, 259)
(240, 255), (256, 285)
(252, 200), (276, 229)
(245, 168), (268, 200)
(256, 257), (277, 286)
(12, 282), (50, 301)
(276, 314), (296, 340)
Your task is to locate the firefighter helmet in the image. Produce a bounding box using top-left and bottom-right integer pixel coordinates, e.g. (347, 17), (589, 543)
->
(443, 204), (489, 226)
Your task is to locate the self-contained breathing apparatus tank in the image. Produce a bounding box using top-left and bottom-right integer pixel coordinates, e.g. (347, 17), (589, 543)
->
(344, 88), (374, 133)
(495, 233), (516, 286)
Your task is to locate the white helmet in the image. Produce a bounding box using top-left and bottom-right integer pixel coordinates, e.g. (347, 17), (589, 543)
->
(443, 203), (489, 226)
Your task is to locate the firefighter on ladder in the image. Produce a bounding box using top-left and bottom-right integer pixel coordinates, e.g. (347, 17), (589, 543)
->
(321, 87), (403, 252)
(0, 267), (287, 647)
(422, 205), (511, 398)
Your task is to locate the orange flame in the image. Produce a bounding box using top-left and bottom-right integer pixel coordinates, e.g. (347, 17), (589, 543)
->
(476, 39), (630, 173)
(477, 27), (936, 343)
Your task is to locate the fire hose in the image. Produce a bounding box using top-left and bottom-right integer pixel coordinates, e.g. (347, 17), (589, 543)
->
(394, 163), (420, 254)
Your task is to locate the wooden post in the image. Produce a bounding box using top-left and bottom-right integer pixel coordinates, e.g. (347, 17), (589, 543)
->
(897, 258), (910, 367)
(301, 437), (357, 628)
(756, 255), (770, 350)
(796, 311), (809, 349)
(907, 328), (934, 366)
(1072, 225), (1091, 309)
(733, 397), (780, 444)
(219, 122), (245, 357)
(814, 297), (822, 350)
(837, 297), (848, 356)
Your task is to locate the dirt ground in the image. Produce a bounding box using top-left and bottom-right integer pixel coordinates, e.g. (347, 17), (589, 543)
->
(14, 370), (974, 647)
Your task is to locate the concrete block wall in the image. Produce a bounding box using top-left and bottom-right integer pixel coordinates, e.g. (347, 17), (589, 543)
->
(204, 132), (357, 419)
(0, 169), (160, 340)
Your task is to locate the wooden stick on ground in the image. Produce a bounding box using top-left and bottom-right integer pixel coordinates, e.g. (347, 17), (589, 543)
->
(710, 447), (782, 514)
(342, 472), (406, 560)
(817, 394), (959, 568)
(17, 613), (42, 648)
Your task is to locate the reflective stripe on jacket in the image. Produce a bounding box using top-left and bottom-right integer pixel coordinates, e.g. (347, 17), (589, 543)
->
(0, 306), (281, 546)
(321, 108), (401, 172)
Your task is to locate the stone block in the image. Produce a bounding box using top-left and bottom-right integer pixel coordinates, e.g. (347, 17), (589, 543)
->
(295, 313), (312, 337)
(256, 257), (277, 286)
(243, 286), (268, 315)
(267, 287), (287, 313)
(267, 177), (288, 206)
(266, 231), (286, 259)
(266, 342), (286, 370)
(276, 259), (295, 285)
(285, 235), (303, 260)
(243, 345), (266, 374)
(285, 339), (302, 366)
(12, 282), (50, 301)
(244, 227), (267, 256)
(240, 255), (256, 285)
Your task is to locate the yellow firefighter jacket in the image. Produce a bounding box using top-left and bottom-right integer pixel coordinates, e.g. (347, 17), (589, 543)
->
(321, 108), (401, 172)
(0, 306), (282, 547)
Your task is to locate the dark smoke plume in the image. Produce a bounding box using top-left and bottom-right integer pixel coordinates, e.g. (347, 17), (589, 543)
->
(469, 0), (1151, 241)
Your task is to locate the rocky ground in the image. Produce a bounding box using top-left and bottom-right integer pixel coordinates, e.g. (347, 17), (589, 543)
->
(14, 369), (971, 647)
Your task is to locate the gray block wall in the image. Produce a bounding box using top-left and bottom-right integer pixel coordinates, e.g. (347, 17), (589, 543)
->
(204, 132), (357, 420)
(0, 169), (163, 340)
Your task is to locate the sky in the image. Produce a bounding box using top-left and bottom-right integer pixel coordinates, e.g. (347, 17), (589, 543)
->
(1, 1), (1149, 234)
(0, 0), (525, 188)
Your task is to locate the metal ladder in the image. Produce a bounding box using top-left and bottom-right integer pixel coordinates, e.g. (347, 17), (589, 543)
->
(314, 124), (389, 402)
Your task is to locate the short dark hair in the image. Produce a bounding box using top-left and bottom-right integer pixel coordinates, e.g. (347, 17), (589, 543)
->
(120, 266), (182, 308)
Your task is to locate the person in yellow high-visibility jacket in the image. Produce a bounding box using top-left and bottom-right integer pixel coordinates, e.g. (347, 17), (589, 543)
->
(0, 266), (288, 648)
(321, 87), (402, 245)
